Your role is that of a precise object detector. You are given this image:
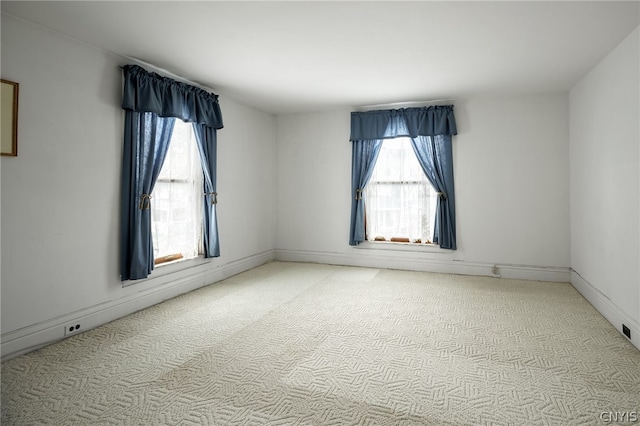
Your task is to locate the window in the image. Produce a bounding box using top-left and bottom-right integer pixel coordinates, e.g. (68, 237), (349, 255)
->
(151, 120), (203, 264)
(120, 64), (223, 281)
(348, 106), (456, 250)
(365, 138), (437, 244)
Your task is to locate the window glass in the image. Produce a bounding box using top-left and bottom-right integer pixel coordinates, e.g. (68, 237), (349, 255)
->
(152, 120), (203, 261)
(365, 138), (436, 243)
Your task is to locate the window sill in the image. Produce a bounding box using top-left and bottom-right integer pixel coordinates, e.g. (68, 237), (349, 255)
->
(354, 240), (453, 254)
(152, 255), (208, 275)
(122, 255), (210, 287)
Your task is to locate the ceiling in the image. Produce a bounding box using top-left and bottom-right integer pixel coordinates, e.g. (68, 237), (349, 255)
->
(2, 1), (639, 114)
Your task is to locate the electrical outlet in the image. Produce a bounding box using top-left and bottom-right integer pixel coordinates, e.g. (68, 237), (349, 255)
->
(622, 324), (631, 339)
(64, 323), (82, 336)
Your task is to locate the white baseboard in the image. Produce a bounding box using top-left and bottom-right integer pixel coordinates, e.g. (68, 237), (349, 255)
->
(1, 250), (275, 361)
(203, 250), (276, 285)
(275, 249), (571, 282)
(571, 270), (640, 350)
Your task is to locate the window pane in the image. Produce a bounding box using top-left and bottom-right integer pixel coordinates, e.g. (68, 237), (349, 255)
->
(151, 120), (203, 261)
(365, 138), (436, 243)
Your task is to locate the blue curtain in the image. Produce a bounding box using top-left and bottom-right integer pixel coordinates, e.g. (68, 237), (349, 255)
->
(120, 113), (176, 280)
(120, 65), (223, 281)
(349, 140), (383, 245)
(410, 135), (456, 250)
(350, 106), (457, 140)
(121, 65), (223, 128)
(349, 105), (457, 249)
(193, 123), (220, 258)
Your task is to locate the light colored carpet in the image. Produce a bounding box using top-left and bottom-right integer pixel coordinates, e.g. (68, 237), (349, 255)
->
(2, 261), (639, 425)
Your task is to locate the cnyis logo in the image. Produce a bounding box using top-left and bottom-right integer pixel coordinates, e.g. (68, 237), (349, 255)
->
(600, 412), (639, 424)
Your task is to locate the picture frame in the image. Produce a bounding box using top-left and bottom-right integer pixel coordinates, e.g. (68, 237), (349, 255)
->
(1, 79), (19, 156)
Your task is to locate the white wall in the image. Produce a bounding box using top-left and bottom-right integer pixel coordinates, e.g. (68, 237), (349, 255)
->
(276, 95), (570, 279)
(569, 26), (639, 346)
(0, 14), (277, 358)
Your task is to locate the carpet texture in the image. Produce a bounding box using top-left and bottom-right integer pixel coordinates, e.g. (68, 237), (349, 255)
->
(2, 261), (639, 425)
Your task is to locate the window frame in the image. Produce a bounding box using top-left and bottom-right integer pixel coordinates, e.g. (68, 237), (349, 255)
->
(364, 138), (437, 246)
(151, 120), (204, 266)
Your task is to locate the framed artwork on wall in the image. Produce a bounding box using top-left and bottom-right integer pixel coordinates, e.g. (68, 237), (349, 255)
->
(1, 79), (19, 156)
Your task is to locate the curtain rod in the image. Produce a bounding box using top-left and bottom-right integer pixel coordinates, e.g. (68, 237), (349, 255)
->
(355, 98), (456, 111)
(122, 56), (218, 94)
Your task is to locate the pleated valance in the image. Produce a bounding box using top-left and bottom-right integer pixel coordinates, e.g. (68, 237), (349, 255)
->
(121, 64), (223, 129)
(350, 105), (457, 141)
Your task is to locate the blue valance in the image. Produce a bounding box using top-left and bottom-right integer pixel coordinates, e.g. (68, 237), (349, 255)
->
(122, 64), (223, 130)
(350, 105), (456, 141)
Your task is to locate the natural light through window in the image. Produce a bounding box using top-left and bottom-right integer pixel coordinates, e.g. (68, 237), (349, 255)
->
(365, 138), (437, 244)
(151, 119), (203, 264)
